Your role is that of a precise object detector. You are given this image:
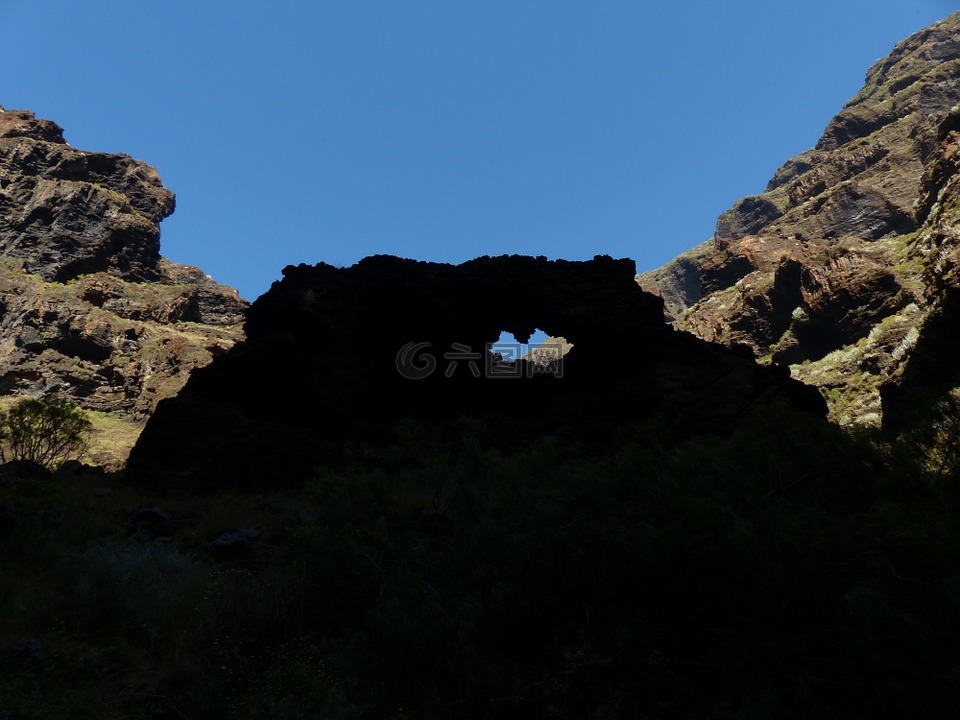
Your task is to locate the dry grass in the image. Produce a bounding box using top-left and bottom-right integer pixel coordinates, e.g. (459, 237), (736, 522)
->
(83, 409), (145, 470)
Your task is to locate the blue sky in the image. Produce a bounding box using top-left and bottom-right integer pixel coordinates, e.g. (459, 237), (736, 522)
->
(1, 1), (955, 300)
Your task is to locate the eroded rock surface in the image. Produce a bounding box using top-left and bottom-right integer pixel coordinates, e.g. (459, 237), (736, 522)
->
(0, 108), (173, 282)
(0, 105), (247, 466)
(639, 12), (960, 426)
(881, 107), (960, 430)
(128, 255), (825, 491)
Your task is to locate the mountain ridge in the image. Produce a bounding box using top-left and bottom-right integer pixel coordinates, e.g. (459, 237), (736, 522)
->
(639, 10), (960, 427)
(5, 16), (960, 718)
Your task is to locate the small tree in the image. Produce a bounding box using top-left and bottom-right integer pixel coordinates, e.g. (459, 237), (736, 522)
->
(0, 397), (93, 471)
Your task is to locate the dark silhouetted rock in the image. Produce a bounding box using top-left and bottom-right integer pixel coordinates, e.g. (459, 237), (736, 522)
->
(0, 502), (16, 538)
(126, 506), (190, 538)
(0, 638), (46, 666)
(210, 526), (262, 558)
(128, 255), (825, 492)
(55, 459), (105, 479)
(0, 459), (51, 482)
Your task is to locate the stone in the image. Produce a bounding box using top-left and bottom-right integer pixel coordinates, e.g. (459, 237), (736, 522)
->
(210, 526), (263, 558)
(0, 459), (51, 482)
(125, 506), (193, 538)
(128, 254), (825, 492)
(55, 459), (105, 479)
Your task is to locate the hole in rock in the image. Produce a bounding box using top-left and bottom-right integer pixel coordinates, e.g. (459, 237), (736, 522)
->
(490, 328), (549, 362)
(488, 328), (573, 365)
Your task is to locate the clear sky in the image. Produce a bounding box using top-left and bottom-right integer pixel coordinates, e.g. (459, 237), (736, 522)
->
(1, 1), (955, 300)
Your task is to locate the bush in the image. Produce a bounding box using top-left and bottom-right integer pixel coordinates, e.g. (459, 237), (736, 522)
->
(0, 397), (93, 470)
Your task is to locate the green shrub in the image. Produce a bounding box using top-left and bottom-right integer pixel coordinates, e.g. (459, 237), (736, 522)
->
(0, 397), (93, 470)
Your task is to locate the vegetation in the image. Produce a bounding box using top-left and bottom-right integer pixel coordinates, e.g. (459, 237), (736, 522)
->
(0, 397), (92, 470)
(83, 408), (146, 470)
(1, 402), (960, 718)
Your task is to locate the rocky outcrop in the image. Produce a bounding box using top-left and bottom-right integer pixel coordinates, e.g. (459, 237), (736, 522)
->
(639, 12), (960, 426)
(0, 108), (174, 282)
(0, 105), (247, 466)
(636, 241), (711, 322)
(128, 255), (825, 491)
(881, 107), (960, 430)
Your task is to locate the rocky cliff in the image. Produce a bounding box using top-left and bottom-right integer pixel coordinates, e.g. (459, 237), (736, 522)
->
(0, 106), (247, 466)
(639, 12), (960, 427)
(128, 254), (825, 491)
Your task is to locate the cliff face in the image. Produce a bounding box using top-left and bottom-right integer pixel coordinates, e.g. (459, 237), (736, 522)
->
(0, 106), (247, 466)
(639, 12), (960, 426)
(881, 107), (960, 431)
(128, 254), (825, 491)
(0, 108), (174, 282)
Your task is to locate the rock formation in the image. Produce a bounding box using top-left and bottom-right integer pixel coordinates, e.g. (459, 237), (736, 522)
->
(881, 106), (960, 431)
(0, 105), (248, 466)
(128, 255), (825, 491)
(639, 12), (960, 426)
